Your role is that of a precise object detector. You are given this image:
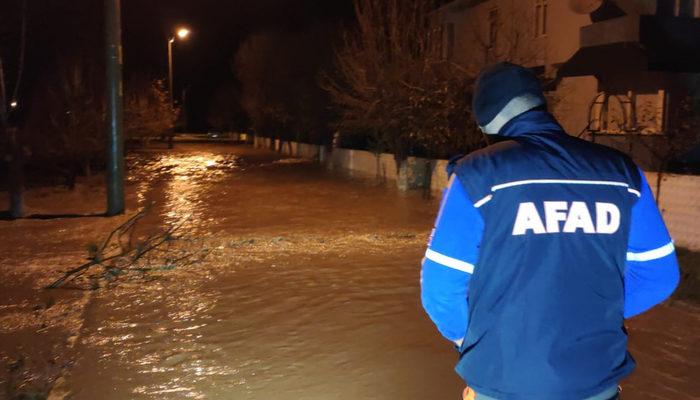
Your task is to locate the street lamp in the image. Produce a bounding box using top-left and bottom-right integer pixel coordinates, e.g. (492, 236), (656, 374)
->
(168, 27), (190, 108)
(177, 28), (190, 40)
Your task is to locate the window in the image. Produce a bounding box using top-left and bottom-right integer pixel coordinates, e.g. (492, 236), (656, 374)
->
(488, 8), (499, 49)
(635, 90), (667, 134)
(660, 0), (700, 16)
(534, 0), (548, 37)
(676, 0), (695, 16)
(589, 90), (667, 134)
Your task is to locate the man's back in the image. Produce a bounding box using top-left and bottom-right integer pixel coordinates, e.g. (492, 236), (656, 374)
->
(421, 63), (678, 400)
(451, 115), (640, 398)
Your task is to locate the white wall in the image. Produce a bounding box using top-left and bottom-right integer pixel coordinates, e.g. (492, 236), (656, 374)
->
(253, 137), (700, 250)
(646, 172), (700, 250)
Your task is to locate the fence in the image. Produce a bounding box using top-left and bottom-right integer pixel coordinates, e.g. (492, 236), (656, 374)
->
(645, 172), (700, 250)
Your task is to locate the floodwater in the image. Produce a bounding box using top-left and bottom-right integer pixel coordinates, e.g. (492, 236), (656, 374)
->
(60, 144), (463, 400)
(3, 143), (699, 399)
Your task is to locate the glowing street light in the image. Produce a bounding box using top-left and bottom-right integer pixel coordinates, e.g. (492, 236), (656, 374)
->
(177, 28), (190, 40)
(9, 99), (18, 109)
(168, 26), (191, 108)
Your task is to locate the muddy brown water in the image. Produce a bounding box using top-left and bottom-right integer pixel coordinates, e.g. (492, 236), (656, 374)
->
(2, 143), (698, 399)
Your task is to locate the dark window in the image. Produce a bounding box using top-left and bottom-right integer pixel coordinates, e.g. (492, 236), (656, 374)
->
(677, 0), (695, 16)
(488, 8), (499, 48)
(543, 3), (548, 34)
(534, 0), (547, 37)
(657, 0), (675, 15)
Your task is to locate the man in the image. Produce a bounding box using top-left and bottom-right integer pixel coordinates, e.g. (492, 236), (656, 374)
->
(421, 63), (680, 400)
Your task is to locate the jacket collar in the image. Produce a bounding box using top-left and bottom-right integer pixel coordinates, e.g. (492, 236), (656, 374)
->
(497, 110), (564, 138)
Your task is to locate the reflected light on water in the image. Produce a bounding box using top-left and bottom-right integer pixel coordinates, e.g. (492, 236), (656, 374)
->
(127, 153), (240, 229)
(165, 177), (200, 227)
(95, 284), (225, 399)
(127, 153), (240, 182)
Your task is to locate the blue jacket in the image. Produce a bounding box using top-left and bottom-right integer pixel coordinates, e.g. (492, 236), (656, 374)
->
(421, 110), (679, 399)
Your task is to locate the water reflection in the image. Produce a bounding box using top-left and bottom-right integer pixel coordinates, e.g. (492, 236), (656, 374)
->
(127, 153), (240, 184)
(127, 152), (240, 230)
(79, 279), (226, 399)
(164, 177), (200, 228)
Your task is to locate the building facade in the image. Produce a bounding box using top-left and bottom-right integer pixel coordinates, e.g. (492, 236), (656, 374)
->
(433, 0), (700, 171)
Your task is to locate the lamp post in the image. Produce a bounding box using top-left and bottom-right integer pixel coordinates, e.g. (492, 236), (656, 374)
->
(168, 27), (190, 108)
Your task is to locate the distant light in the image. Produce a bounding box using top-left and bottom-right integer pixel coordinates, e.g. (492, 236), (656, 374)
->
(177, 28), (190, 40)
(9, 100), (18, 109)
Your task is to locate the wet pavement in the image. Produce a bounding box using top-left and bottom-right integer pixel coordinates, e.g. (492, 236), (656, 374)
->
(1, 143), (698, 399)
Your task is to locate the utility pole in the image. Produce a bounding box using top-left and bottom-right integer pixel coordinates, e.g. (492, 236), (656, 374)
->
(105, 0), (124, 215)
(168, 37), (174, 108)
(167, 28), (190, 108)
(0, 58), (24, 219)
(167, 28), (189, 148)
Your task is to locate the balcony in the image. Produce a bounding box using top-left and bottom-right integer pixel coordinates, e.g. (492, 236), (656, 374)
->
(559, 14), (700, 77)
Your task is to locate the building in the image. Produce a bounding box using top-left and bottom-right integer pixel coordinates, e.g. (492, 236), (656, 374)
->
(433, 0), (700, 171)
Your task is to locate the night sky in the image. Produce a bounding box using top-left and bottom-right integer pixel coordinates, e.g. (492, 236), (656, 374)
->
(2, 0), (355, 130)
(121, 0), (354, 129)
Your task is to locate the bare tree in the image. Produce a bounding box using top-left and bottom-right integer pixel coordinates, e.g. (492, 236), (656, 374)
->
(457, 0), (567, 112)
(646, 95), (700, 203)
(46, 58), (105, 188)
(206, 81), (248, 132)
(322, 0), (485, 162)
(460, 0), (547, 73)
(124, 77), (179, 147)
(234, 26), (335, 147)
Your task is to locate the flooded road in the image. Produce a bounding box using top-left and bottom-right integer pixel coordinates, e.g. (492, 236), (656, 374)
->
(61, 144), (463, 400)
(2, 143), (698, 399)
